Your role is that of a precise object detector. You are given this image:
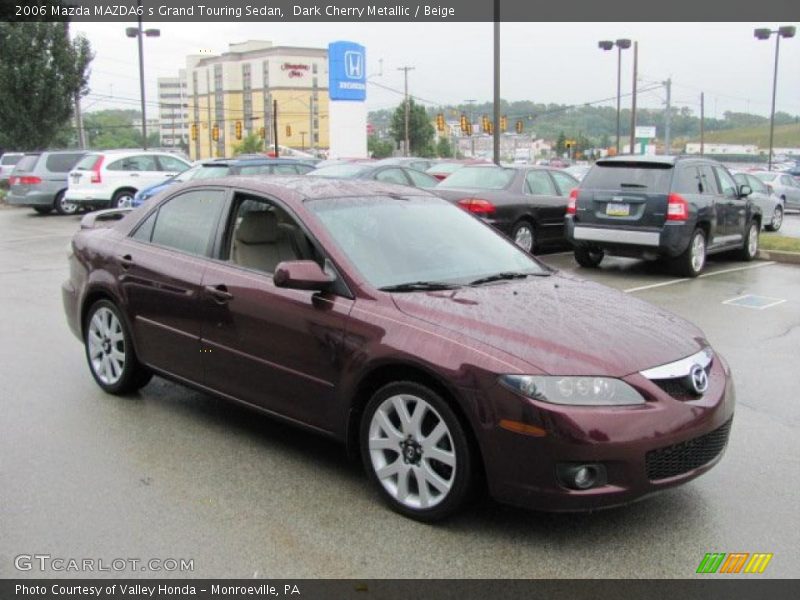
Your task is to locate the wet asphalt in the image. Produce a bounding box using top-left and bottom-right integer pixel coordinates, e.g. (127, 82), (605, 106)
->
(1, 206), (798, 579)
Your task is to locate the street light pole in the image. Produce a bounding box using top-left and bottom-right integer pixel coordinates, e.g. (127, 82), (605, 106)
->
(126, 0), (160, 150)
(755, 26), (796, 171)
(629, 41), (638, 156)
(599, 38), (631, 154)
(397, 66), (415, 157)
(492, 0), (500, 165)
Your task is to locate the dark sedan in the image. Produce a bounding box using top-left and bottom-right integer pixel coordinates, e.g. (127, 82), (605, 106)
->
(434, 165), (579, 253)
(310, 163), (439, 189)
(63, 178), (734, 521)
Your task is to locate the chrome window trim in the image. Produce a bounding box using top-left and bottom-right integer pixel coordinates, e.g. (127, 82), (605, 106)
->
(640, 348), (713, 380)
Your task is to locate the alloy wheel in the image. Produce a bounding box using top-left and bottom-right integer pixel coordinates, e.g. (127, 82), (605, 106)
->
(513, 224), (534, 253)
(87, 307), (126, 386)
(771, 206), (783, 230)
(691, 232), (706, 273)
(368, 394), (456, 510)
(747, 223), (759, 257)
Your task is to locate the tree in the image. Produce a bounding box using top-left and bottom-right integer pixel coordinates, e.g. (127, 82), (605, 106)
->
(0, 22), (93, 151)
(233, 132), (265, 155)
(368, 135), (394, 159)
(389, 98), (435, 157)
(436, 136), (453, 158)
(555, 132), (567, 156)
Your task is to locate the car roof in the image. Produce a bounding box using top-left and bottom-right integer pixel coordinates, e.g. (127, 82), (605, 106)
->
(174, 176), (437, 205)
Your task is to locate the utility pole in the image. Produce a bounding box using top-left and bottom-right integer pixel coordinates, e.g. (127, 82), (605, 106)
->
(492, 1), (500, 165)
(309, 93), (315, 154)
(397, 66), (415, 156)
(273, 99), (279, 157)
(700, 92), (705, 156)
(664, 77), (672, 155)
(628, 41), (638, 155)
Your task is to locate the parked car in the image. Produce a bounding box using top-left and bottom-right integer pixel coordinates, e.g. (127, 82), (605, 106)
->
(732, 171), (784, 231)
(374, 157), (436, 172)
(751, 171), (800, 210)
(131, 157), (316, 207)
(65, 150), (192, 210)
(566, 156), (761, 277)
(6, 150), (87, 215)
(0, 152), (24, 184)
(63, 177), (734, 521)
(434, 165), (579, 253)
(310, 163), (439, 189)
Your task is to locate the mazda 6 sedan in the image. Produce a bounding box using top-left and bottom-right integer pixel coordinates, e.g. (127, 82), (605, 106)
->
(63, 177), (734, 521)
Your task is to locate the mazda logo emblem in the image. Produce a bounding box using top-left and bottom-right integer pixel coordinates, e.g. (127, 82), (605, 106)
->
(689, 364), (708, 395)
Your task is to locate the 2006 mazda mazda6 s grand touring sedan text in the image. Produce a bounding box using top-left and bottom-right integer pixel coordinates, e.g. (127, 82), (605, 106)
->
(62, 177), (734, 521)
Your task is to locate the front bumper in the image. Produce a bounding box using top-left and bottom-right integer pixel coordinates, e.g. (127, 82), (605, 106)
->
(566, 217), (691, 258)
(477, 354), (735, 511)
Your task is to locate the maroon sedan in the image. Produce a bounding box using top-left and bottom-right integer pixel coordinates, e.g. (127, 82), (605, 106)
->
(62, 177), (734, 521)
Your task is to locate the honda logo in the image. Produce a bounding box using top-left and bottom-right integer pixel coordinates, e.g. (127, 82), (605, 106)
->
(344, 51), (363, 79)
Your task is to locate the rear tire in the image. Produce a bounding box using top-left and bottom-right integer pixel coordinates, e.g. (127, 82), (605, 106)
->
(84, 300), (152, 395)
(54, 191), (79, 216)
(574, 246), (604, 268)
(112, 190), (135, 209)
(33, 206), (53, 215)
(671, 228), (706, 277)
(736, 220), (759, 262)
(765, 205), (783, 232)
(511, 220), (536, 254)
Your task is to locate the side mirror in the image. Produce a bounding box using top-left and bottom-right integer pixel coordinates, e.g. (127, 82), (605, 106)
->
(274, 260), (333, 291)
(738, 184), (752, 198)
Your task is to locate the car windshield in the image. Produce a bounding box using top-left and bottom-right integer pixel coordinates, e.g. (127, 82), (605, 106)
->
(308, 195), (546, 289)
(187, 164), (231, 180)
(753, 172), (778, 182)
(436, 166), (515, 189)
(312, 164), (371, 178)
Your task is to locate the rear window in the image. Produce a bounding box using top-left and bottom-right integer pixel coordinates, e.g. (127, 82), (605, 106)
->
(14, 154), (41, 172)
(75, 154), (101, 170)
(45, 153), (85, 173)
(437, 166), (515, 190)
(1, 154), (22, 166)
(582, 162), (674, 193)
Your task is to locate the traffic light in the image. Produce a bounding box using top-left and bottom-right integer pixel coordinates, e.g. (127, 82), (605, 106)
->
(436, 113), (445, 132)
(487, 121), (493, 135)
(211, 124), (219, 142)
(500, 115), (508, 133)
(481, 115), (490, 134)
(235, 121), (243, 140)
(466, 122), (473, 136)
(259, 127), (266, 139)
(515, 120), (523, 134)
(190, 122), (197, 141)
(460, 113), (468, 133)
(285, 124), (292, 137)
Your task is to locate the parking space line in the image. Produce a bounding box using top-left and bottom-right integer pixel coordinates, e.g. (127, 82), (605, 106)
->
(722, 294), (787, 310)
(624, 261), (776, 293)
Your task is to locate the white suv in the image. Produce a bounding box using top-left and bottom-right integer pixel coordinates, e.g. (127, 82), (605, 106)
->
(65, 150), (191, 209)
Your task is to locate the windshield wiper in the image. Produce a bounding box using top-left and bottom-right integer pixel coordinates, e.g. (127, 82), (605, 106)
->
(379, 281), (462, 292)
(470, 271), (548, 286)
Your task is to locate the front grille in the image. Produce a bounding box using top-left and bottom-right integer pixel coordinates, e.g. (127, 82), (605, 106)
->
(652, 378), (698, 401)
(645, 419), (732, 481)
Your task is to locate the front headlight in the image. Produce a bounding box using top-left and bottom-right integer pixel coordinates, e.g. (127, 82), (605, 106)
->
(499, 375), (645, 406)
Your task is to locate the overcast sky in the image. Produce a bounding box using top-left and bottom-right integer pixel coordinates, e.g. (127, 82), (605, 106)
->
(72, 22), (800, 121)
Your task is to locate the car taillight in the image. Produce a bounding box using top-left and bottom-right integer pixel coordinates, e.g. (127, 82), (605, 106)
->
(667, 193), (689, 221)
(13, 176), (42, 185)
(457, 198), (496, 215)
(567, 188), (578, 215)
(90, 155), (104, 184)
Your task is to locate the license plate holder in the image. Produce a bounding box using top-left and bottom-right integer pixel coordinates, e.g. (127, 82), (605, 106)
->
(606, 202), (630, 217)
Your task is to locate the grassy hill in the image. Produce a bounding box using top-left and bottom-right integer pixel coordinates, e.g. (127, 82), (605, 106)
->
(689, 123), (800, 147)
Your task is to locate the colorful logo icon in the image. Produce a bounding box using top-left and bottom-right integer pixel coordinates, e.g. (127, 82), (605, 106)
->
(696, 552), (773, 574)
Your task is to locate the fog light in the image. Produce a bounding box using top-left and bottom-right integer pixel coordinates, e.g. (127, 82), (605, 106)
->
(557, 463), (607, 490)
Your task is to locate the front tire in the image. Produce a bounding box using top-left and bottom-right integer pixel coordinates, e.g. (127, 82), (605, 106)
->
(766, 205), (783, 232)
(671, 228), (706, 277)
(736, 220), (759, 262)
(360, 381), (473, 522)
(84, 300), (152, 394)
(574, 246), (604, 268)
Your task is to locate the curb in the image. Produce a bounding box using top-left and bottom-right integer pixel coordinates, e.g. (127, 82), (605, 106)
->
(758, 249), (800, 265)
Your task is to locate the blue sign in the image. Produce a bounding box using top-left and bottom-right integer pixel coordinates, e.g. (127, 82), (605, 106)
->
(328, 41), (366, 102)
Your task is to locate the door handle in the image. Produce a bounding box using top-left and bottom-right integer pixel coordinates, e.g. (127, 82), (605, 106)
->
(119, 254), (134, 270)
(129, 173), (140, 177)
(205, 284), (234, 304)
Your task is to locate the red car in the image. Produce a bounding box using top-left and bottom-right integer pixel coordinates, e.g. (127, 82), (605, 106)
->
(63, 177), (734, 521)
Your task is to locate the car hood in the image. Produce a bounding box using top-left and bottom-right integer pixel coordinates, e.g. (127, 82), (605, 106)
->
(391, 273), (705, 377)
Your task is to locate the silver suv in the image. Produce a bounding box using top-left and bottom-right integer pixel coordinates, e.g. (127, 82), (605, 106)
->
(6, 151), (87, 215)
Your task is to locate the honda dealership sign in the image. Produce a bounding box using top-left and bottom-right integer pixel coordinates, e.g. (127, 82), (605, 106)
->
(328, 41), (366, 101)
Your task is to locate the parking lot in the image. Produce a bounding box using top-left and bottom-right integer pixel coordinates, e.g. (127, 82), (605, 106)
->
(1, 205), (799, 579)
